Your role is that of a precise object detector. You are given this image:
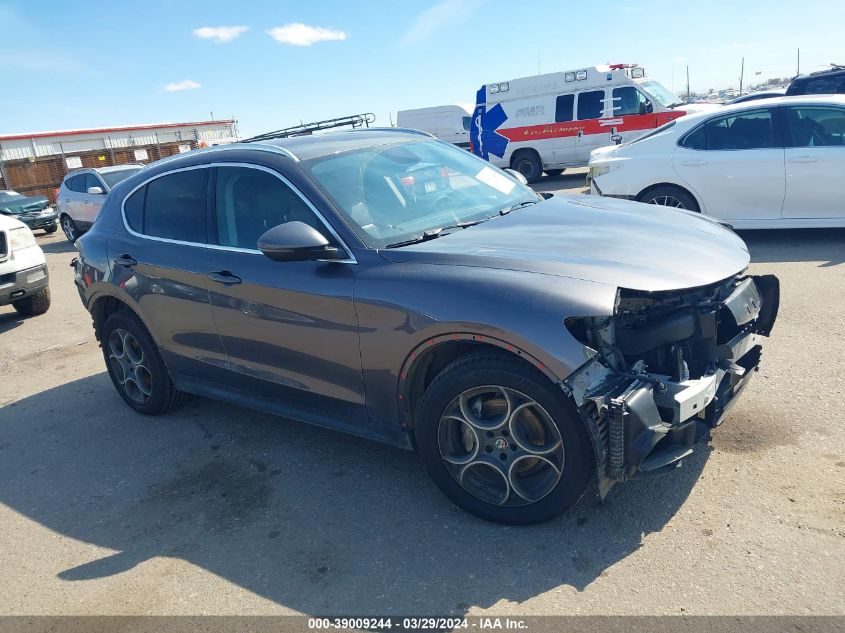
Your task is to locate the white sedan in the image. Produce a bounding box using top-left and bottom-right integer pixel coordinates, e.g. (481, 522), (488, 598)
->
(587, 95), (845, 229)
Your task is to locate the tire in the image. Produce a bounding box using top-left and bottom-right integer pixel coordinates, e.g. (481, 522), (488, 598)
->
(638, 185), (699, 212)
(100, 309), (186, 415)
(60, 215), (79, 242)
(44, 223), (58, 234)
(12, 286), (51, 316)
(511, 151), (543, 184)
(416, 351), (592, 524)
(545, 169), (564, 177)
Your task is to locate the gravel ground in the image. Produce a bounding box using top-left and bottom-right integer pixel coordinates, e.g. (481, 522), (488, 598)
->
(0, 174), (842, 616)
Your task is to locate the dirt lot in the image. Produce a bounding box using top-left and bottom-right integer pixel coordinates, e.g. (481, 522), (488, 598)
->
(0, 175), (843, 615)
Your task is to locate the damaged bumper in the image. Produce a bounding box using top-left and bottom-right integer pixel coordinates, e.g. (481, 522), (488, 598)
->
(563, 274), (779, 496)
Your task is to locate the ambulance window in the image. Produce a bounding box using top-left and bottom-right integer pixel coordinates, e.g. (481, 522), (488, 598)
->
(555, 94), (574, 122)
(612, 87), (649, 116)
(577, 91), (605, 120)
(462, 116), (471, 131)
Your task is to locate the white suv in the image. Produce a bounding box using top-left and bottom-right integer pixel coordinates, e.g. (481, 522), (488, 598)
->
(56, 164), (144, 241)
(0, 215), (50, 316)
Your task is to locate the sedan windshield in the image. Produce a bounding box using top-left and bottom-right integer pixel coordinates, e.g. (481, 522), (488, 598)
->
(639, 80), (685, 108)
(304, 139), (540, 248)
(101, 168), (142, 188)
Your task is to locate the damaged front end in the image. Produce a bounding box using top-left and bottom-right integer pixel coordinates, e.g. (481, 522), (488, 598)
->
(563, 274), (779, 497)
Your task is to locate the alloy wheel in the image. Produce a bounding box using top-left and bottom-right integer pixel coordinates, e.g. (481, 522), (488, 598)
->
(107, 328), (153, 404)
(61, 217), (77, 241)
(438, 385), (565, 506)
(647, 195), (686, 209)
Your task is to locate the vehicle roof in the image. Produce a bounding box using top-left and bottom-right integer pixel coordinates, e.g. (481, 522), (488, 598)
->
(678, 94), (845, 123)
(64, 164), (145, 179)
(243, 128), (434, 161)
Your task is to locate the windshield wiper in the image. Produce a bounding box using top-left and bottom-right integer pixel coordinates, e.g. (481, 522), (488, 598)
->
(498, 199), (539, 215)
(385, 219), (484, 249)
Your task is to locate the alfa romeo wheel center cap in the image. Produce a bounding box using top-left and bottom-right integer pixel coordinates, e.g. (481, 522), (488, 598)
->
(493, 436), (509, 451)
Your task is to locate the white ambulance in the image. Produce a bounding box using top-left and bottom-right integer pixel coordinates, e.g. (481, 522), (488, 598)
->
(397, 104), (473, 148)
(470, 64), (712, 182)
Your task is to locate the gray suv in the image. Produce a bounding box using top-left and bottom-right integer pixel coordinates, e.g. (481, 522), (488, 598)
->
(72, 130), (779, 524)
(57, 165), (143, 241)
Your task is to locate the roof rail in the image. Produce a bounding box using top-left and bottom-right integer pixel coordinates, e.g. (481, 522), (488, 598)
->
(242, 113), (376, 143)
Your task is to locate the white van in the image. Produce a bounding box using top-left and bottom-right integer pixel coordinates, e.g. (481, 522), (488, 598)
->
(397, 104), (473, 147)
(470, 64), (714, 182)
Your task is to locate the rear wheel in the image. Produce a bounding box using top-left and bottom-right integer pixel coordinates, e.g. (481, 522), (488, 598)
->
(101, 310), (186, 415)
(511, 151), (543, 184)
(416, 352), (592, 524)
(12, 287), (50, 316)
(638, 185), (699, 212)
(60, 215), (79, 242)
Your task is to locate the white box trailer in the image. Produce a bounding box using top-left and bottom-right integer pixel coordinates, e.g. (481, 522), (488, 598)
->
(470, 64), (716, 182)
(397, 104), (473, 147)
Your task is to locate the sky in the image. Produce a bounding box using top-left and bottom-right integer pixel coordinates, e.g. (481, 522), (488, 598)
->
(1, 0), (843, 137)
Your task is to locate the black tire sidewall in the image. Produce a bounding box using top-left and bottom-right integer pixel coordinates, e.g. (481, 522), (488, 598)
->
(101, 310), (172, 415)
(416, 355), (592, 524)
(513, 153), (541, 183)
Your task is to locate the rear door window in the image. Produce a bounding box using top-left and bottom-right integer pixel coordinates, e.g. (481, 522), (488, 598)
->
(142, 169), (208, 243)
(576, 90), (605, 120)
(555, 94), (574, 122)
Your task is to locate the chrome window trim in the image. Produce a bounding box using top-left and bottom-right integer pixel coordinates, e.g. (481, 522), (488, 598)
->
(119, 162), (356, 264)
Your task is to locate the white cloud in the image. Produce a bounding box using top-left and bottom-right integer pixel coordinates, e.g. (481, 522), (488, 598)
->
(400, 0), (486, 46)
(192, 25), (249, 43)
(163, 79), (201, 92)
(267, 23), (347, 46)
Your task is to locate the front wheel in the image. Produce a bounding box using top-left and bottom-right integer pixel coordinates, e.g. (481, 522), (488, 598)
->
(638, 185), (699, 212)
(13, 287), (50, 316)
(416, 352), (592, 524)
(101, 310), (186, 415)
(60, 215), (79, 242)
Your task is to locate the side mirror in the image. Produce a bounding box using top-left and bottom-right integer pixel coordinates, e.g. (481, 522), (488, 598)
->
(87, 186), (104, 195)
(639, 100), (654, 115)
(503, 168), (528, 185)
(257, 221), (343, 262)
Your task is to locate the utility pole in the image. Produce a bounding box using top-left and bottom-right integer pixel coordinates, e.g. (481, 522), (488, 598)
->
(686, 66), (690, 100)
(739, 57), (745, 96)
(797, 49), (800, 75)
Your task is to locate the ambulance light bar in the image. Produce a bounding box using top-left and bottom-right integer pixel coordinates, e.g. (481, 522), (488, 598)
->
(564, 70), (588, 82)
(489, 82), (509, 94)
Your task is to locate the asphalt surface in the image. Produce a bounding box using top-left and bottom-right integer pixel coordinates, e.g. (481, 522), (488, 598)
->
(0, 173), (843, 615)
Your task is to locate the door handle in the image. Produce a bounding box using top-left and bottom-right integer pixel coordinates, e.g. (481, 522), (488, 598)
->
(788, 155), (818, 163)
(208, 271), (242, 285)
(680, 159), (708, 166)
(113, 255), (137, 267)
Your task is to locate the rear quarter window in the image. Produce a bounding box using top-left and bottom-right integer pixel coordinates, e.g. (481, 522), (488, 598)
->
(123, 186), (145, 232)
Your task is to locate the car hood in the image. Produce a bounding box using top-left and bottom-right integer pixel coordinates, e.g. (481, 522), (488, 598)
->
(0, 194), (50, 213)
(378, 194), (750, 292)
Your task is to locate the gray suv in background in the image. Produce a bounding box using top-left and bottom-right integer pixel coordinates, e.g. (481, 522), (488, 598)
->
(56, 164), (143, 241)
(72, 130), (778, 524)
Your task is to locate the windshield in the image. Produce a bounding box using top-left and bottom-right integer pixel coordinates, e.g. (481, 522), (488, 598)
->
(101, 168), (142, 188)
(304, 139), (539, 248)
(0, 191), (22, 200)
(639, 80), (685, 108)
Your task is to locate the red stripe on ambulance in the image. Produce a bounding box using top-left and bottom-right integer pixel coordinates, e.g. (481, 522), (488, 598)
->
(496, 110), (684, 142)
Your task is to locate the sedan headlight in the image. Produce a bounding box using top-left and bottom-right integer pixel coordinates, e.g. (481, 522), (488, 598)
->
(9, 226), (36, 251)
(589, 165), (611, 179)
